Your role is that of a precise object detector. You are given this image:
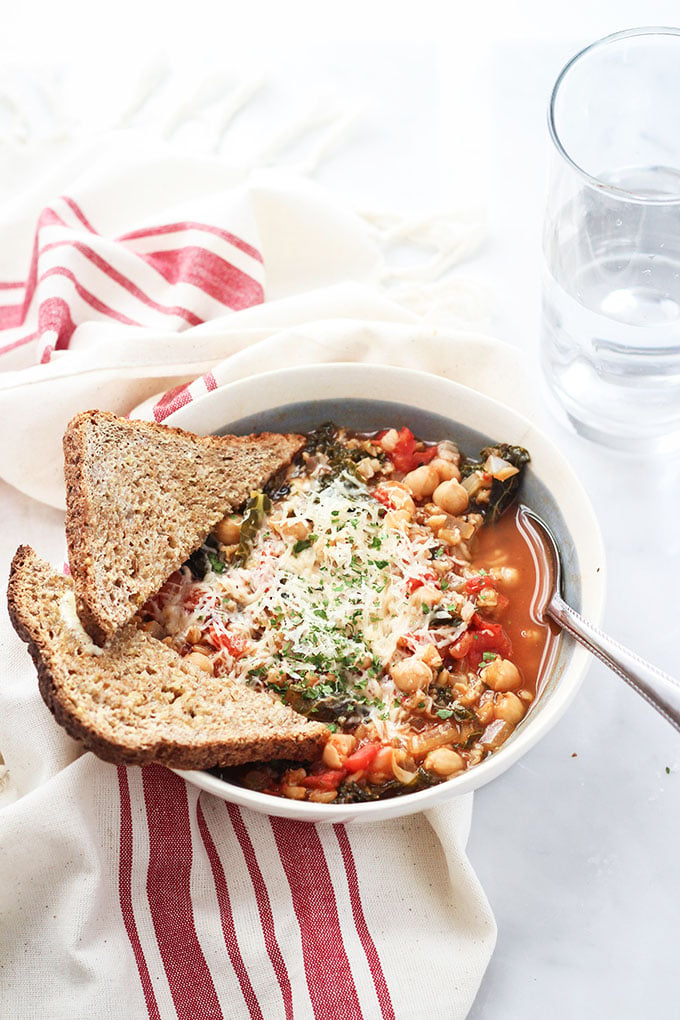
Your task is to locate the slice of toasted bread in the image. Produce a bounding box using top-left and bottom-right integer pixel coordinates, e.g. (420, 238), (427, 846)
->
(7, 546), (328, 769)
(64, 411), (304, 645)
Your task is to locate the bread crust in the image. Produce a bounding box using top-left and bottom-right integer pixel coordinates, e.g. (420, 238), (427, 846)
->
(8, 545), (328, 770)
(63, 411), (305, 644)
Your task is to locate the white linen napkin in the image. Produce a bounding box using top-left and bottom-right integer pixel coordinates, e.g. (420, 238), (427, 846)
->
(0, 139), (532, 1019)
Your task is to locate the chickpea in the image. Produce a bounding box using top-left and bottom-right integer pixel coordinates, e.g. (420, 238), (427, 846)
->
(420, 643), (443, 670)
(425, 513), (447, 534)
(356, 457), (380, 480)
(380, 482), (416, 517)
(390, 656), (432, 693)
(184, 651), (214, 674)
(214, 515), (241, 545)
(281, 785), (306, 800)
(432, 479), (469, 516)
(335, 732), (357, 754)
(403, 464), (439, 500)
(368, 746), (394, 780)
(185, 625), (202, 645)
(481, 657), (522, 692)
(322, 743), (343, 769)
(431, 457), (461, 482)
(384, 509), (411, 530)
(276, 518), (310, 541)
(423, 747), (465, 777)
(476, 588), (498, 609)
(409, 584), (442, 609)
(322, 732), (356, 768)
(494, 692), (525, 725)
(309, 789), (337, 804)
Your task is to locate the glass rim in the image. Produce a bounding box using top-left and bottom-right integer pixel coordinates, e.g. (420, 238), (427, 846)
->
(548, 26), (680, 204)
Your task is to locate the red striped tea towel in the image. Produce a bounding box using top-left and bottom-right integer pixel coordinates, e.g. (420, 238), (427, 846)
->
(0, 143), (502, 1019)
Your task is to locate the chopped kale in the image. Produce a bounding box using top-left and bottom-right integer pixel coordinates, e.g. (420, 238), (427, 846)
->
(461, 442), (531, 523)
(304, 422), (381, 488)
(185, 534), (224, 580)
(234, 491), (272, 567)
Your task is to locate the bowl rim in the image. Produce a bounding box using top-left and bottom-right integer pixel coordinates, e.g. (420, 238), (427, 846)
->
(159, 362), (606, 822)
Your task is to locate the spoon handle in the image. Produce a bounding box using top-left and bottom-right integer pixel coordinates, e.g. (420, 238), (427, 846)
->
(548, 594), (680, 733)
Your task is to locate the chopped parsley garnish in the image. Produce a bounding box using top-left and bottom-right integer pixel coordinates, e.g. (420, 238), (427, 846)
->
(207, 551), (226, 574)
(293, 534), (317, 554)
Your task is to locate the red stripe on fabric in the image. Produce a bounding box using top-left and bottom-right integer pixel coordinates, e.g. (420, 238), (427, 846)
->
(22, 204), (70, 319)
(270, 817), (364, 1020)
(333, 825), (396, 1020)
(21, 235), (40, 322)
(143, 247), (264, 310)
(39, 267), (140, 327)
(119, 221), (263, 264)
(196, 798), (264, 1020)
(60, 195), (98, 233)
(117, 766), (162, 1020)
(152, 383), (193, 422)
(0, 304), (24, 328)
(39, 240), (203, 327)
(38, 297), (77, 351)
(227, 804), (294, 1020)
(143, 767), (223, 1020)
(203, 371), (217, 392)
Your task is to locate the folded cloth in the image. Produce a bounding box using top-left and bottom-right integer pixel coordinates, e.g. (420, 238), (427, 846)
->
(0, 140), (527, 1019)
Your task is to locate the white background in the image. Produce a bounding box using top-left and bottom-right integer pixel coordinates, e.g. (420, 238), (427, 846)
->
(2, 1), (680, 1017)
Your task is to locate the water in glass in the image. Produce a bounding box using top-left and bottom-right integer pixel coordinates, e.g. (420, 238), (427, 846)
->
(542, 166), (680, 450)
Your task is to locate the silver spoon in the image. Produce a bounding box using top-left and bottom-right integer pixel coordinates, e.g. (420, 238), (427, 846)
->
(518, 504), (680, 732)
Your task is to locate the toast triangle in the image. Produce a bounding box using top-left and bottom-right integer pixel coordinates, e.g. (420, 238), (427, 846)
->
(64, 410), (304, 644)
(7, 546), (328, 768)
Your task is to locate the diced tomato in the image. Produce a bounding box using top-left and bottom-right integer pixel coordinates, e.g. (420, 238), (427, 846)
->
(385, 427), (438, 474)
(447, 616), (512, 668)
(448, 631), (475, 660)
(464, 574), (497, 594)
(373, 487), (395, 510)
(406, 572), (437, 594)
(205, 625), (247, 658)
(344, 741), (381, 773)
(301, 770), (346, 790)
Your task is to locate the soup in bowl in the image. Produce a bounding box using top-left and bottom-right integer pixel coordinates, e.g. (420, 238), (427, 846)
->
(156, 364), (604, 823)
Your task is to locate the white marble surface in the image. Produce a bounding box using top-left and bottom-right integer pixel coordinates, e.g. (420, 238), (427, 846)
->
(2, 5), (680, 1016)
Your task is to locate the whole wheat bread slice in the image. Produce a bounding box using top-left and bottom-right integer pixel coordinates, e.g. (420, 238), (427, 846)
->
(64, 411), (304, 645)
(7, 546), (328, 769)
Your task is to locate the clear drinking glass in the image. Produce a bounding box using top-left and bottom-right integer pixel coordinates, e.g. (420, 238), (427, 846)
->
(541, 28), (680, 452)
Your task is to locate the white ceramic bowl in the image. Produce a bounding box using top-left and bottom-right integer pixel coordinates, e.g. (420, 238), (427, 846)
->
(165, 363), (605, 823)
